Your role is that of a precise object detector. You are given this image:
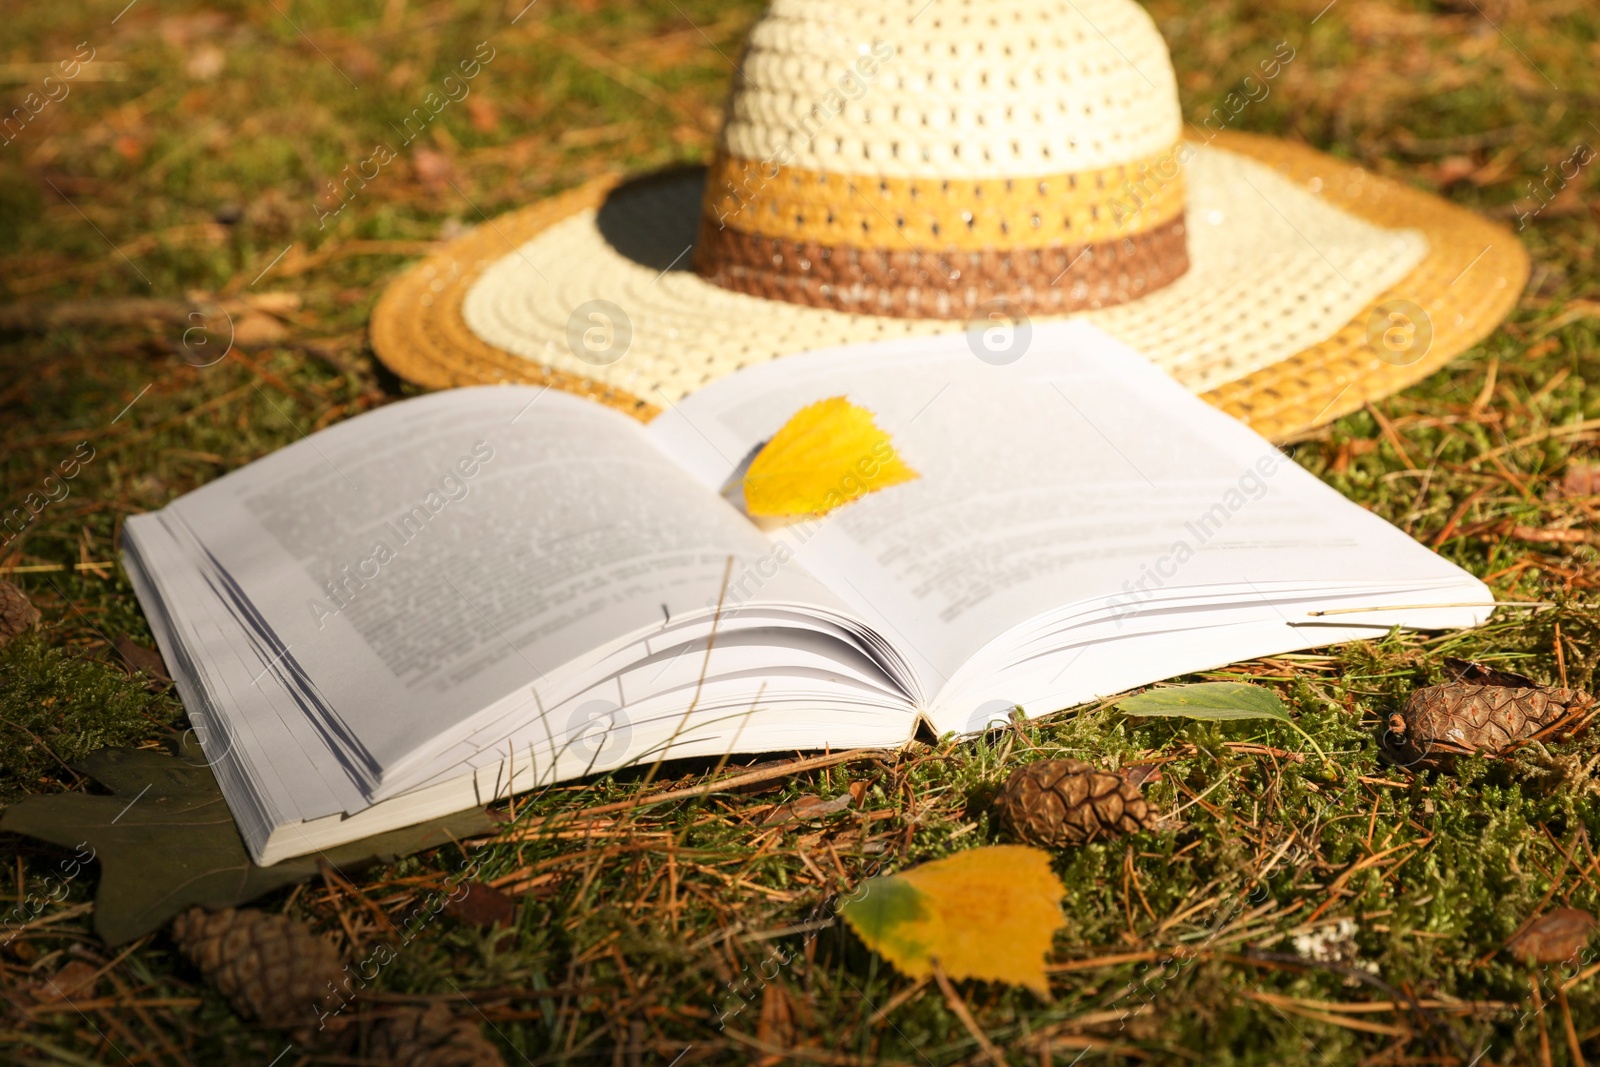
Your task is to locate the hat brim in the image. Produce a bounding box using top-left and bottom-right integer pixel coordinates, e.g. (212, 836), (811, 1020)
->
(372, 131), (1527, 440)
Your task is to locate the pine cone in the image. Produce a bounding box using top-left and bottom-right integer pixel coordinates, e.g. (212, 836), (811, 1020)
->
(171, 906), (346, 1033)
(994, 759), (1156, 847)
(368, 1003), (505, 1067)
(0, 580), (40, 646)
(1384, 682), (1597, 770)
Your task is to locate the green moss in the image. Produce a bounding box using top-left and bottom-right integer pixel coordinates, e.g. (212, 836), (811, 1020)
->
(0, 635), (178, 803)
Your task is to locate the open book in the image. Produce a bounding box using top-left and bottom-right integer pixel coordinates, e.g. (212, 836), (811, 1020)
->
(124, 323), (1492, 864)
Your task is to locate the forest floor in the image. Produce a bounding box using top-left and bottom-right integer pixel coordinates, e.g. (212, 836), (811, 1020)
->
(2, 0), (1599, 1062)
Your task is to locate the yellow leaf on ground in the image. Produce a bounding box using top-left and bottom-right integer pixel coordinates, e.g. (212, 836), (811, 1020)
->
(839, 845), (1065, 996)
(742, 396), (917, 518)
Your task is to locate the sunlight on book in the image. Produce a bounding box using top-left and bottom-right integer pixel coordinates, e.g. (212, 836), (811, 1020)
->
(121, 323), (1492, 864)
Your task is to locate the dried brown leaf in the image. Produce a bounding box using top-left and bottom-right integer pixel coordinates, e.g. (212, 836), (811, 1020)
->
(442, 881), (518, 929)
(1444, 656), (1537, 689)
(231, 310), (289, 347)
(1123, 763), (1165, 787)
(32, 959), (100, 1003)
(1557, 461), (1600, 499)
(113, 634), (170, 682)
(412, 147), (459, 192)
(761, 793), (854, 825)
(0, 580), (40, 646)
(1509, 908), (1597, 964)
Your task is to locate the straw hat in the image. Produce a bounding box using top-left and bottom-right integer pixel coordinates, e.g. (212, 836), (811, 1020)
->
(371, 0), (1527, 440)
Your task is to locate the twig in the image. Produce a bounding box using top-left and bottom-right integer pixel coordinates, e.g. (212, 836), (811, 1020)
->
(1556, 621), (1569, 688)
(1236, 951), (1465, 1059)
(1046, 950), (1173, 974)
(931, 963), (1007, 1067)
(1242, 992), (1409, 1037)
(1429, 486), (1492, 548)
(1304, 839), (1424, 926)
(1158, 774), (1233, 825)
(1556, 983), (1586, 1067)
(1, 562), (116, 575)
(1532, 973), (1553, 1067)
(869, 976), (929, 1023)
(1478, 418), (1600, 462)
(1366, 402), (1418, 470)
(499, 748), (894, 835)
(0, 715), (86, 785)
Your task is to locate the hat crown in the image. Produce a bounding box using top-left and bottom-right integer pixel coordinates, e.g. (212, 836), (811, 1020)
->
(693, 0), (1193, 320)
(720, 0), (1182, 179)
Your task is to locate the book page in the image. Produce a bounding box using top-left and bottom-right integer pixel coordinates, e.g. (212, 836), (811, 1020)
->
(159, 385), (855, 788)
(646, 323), (1490, 705)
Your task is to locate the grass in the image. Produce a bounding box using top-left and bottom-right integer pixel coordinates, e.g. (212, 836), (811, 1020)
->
(1, 0), (1598, 1062)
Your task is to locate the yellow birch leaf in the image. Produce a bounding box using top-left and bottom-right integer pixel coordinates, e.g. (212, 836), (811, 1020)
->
(742, 396), (918, 518)
(839, 845), (1065, 996)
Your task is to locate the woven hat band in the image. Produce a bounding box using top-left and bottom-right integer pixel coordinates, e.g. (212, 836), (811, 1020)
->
(693, 144), (1191, 319)
(701, 146), (1187, 250)
(693, 211), (1189, 320)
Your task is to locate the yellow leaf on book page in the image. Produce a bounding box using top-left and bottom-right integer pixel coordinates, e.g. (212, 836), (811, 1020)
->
(742, 397), (918, 518)
(839, 845), (1065, 996)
